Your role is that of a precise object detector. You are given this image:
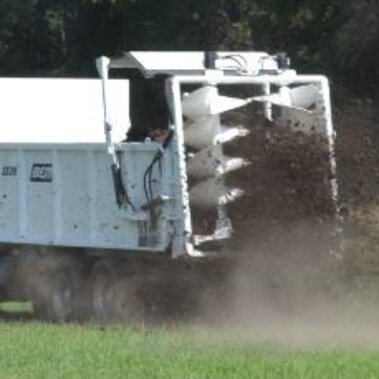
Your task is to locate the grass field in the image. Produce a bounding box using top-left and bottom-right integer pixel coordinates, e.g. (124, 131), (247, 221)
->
(1, 303), (379, 379)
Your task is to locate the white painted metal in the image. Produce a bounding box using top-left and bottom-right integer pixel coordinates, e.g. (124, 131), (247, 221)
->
(0, 78), (129, 143)
(184, 116), (220, 149)
(110, 51), (280, 76)
(317, 79), (343, 236)
(184, 116), (250, 150)
(0, 51), (339, 258)
(182, 86), (252, 119)
(0, 143), (176, 251)
(215, 126), (250, 145)
(252, 84), (321, 110)
(288, 84), (321, 108)
(167, 78), (196, 257)
(187, 147), (248, 180)
(96, 56), (120, 163)
(189, 177), (244, 207)
(186, 146), (223, 180)
(168, 72), (340, 248)
(180, 82), (249, 241)
(262, 82), (273, 121)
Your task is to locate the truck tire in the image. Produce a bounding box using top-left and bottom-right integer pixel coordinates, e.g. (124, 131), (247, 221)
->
(91, 259), (140, 322)
(34, 263), (83, 322)
(49, 267), (82, 321)
(91, 260), (121, 322)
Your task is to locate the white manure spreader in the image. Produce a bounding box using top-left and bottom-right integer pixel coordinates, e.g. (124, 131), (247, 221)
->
(0, 51), (340, 320)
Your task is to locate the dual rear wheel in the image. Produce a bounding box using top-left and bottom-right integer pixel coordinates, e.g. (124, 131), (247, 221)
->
(25, 252), (198, 323)
(32, 257), (134, 322)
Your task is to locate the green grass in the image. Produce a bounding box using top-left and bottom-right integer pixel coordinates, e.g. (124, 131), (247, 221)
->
(0, 301), (34, 313)
(0, 317), (379, 379)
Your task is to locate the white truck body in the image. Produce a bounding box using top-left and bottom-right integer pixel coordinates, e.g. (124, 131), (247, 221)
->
(0, 78), (178, 253)
(0, 78), (129, 143)
(0, 143), (176, 251)
(0, 52), (340, 258)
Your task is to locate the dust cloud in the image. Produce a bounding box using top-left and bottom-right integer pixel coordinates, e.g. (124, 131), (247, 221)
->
(190, 235), (379, 349)
(192, 96), (379, 348)
(4, 96), (379, 350)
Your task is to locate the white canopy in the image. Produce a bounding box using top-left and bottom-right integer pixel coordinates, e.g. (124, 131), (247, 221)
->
(0, 78), (129, 143)
(109, 51), (279, 76)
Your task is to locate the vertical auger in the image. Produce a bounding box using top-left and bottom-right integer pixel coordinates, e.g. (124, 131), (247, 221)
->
(178, 77), (341, 254)
(181, 85), (250, 246)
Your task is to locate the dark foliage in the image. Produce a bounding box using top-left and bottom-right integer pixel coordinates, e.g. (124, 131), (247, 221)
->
(0, 0), (377, 90)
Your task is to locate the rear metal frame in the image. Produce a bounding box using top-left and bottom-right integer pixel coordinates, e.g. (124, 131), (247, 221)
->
(166, 72), (340, 257)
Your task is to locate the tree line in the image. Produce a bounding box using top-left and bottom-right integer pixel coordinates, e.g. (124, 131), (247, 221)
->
(0, 0), (378, 91)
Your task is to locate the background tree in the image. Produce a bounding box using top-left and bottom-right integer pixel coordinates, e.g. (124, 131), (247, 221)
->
(0, 0), (377, 92)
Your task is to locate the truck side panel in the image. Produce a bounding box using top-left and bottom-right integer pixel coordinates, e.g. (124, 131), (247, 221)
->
(0, 144), (172, 252)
